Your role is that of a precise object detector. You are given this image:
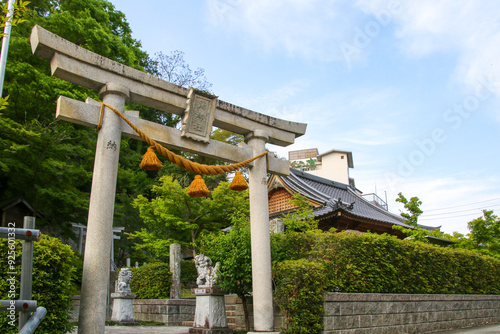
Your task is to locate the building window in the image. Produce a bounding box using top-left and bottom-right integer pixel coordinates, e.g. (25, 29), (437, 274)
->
(341, 155), (344, 159)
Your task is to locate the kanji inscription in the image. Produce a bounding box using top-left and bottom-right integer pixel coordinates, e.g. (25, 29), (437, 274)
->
(181, 88), (217, 144)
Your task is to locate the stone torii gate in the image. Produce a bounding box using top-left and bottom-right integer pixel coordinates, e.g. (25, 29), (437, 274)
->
(30, 25), (306, 334)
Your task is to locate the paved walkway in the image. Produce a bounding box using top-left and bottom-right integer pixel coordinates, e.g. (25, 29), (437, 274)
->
(69, 324), (500, 333)
(431, 323), (500, 333)
(71, 326), (190, 333)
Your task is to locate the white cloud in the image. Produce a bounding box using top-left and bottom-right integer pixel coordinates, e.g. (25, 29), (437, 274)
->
(206, 0), (359, 62)
(206, 0), (500, 92)
(357, 0), (500, 93)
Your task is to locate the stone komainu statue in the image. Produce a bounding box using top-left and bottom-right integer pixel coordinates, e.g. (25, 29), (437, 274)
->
(194, 254), (220, 287)
(116, 268), (133, 293)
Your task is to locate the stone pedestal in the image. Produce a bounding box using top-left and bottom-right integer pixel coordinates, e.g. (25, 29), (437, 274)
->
(189, 287), (233, 334)
(110, 292), (136, 325)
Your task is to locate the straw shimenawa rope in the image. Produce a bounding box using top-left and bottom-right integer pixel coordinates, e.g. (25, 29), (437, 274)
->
(99, 102), (268, 175)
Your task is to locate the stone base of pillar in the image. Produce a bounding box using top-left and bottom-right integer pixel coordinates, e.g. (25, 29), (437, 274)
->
(110, 292), (136, 325)
(190, 287), (232, 334)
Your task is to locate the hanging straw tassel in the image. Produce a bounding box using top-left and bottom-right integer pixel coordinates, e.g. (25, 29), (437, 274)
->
(229, 171), (248, 191)
(187, 175), (211, 197)
(139, 146), (163, 171)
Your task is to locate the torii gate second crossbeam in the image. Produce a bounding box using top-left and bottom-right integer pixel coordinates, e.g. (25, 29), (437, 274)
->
(30, 25), (306, 334)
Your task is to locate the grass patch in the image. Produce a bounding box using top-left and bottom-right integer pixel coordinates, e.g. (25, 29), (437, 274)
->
(181, 288), (195, 298)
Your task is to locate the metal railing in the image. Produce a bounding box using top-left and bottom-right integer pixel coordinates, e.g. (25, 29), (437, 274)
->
(0, 216), (47, 333)
(361, 193), (388, 211)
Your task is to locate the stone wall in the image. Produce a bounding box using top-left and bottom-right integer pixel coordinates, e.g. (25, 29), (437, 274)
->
(71, 293), (500, 332)
(224, 295), (283, 331)
(70, 296), (196, 325)
(132, 299), (195, 325)
(323, 293), (500, 334)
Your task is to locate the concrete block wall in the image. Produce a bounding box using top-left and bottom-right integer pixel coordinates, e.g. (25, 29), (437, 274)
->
(71, 296), (196, 325)
(133, 299), (195, 325)
(225, 295), (251, 330)
(323, 293), (500, 334)
(225, 295), (284, 331)
(71, 293), (500, 332)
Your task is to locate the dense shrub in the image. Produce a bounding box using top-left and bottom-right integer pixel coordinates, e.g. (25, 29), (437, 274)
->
(130, 262), (171, 299)
(0, 235), (78, 334)
(181, 259), (197, 288)
(271, 231), (500, 334)
(309, 232), (500, 294)
(273, 259), (326, 334)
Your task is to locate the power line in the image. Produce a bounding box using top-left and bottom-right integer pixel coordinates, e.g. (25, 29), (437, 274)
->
(419, 212), (489, 221)
(423, 197), (500, 212)
(420, 204), (500, 217)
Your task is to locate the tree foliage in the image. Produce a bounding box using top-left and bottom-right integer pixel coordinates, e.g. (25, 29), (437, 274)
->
(453, 210), (500, 258)
(0, 0), (151, 241)
(282, 193), (319, 233)
(129, 176), (249, 260)
(0, 236), (78, 333)
(393, 192), (436, 242)
(396, 192), (422, 227)
(0, 0), (217, 265)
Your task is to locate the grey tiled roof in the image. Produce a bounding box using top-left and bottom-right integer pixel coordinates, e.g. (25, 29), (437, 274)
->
(280, 168), (412, 228)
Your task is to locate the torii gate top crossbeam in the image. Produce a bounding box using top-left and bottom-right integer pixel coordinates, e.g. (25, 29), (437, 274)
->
(30, 25), (306, 148)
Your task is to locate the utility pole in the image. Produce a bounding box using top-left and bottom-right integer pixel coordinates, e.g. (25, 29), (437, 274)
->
(0, 0), (15, 96)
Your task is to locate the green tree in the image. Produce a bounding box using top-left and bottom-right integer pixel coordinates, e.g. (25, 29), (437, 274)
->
(396, 192), (422, 227)
(128, 176), (249, 260)
(0, 0), (219, 264)
(200, 214), (252, 331)
(465, 210), (500, 257)
(0, 0), (150, 237)
(282, 193), (319, 233)
(392, 192), (430, 242)
(393, 193), (460, 244)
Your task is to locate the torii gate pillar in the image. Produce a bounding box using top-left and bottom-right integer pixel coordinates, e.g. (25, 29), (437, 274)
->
(246, 130), (277, 332)
(30, 25), (307, 334)
(78, 83), (129, 334)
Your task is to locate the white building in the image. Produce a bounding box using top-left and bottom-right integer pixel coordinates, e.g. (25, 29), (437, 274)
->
(289, 148), (354, 187)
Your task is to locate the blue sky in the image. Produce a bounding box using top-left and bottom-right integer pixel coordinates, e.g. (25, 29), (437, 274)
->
(113, 0), (500, 235)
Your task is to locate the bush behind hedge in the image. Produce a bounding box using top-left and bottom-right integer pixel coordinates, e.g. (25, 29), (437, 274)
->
(273, 259), (326, 334)
(0, 236), (77, 334)
(130, 262), (171, 299)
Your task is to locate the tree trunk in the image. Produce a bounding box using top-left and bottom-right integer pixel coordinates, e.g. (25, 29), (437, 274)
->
(241, 295), (250, 332)
(191, 230), (197, 258)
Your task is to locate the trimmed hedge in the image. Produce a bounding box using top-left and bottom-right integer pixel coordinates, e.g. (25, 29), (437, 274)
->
(130, 262), (171, 299)
(0, 235), (77, 334)
(309, 232), (500, 294)
(271, 231), (500, 333)
(273, 259), (326, 334)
